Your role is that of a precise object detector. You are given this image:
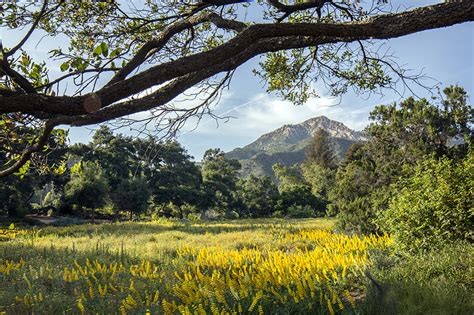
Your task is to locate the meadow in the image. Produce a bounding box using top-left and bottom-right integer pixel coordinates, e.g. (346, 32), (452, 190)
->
(0, 218), (393, 314)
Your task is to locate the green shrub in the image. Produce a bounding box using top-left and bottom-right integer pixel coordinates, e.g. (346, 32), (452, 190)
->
(272, 210), (285, 218)
(203, 208), (223, 220)
(378, 155), (473, 251)
(42, 191), (56, 207)
(329, 145), (382, 233)
(187, 213), (201, 221)
(277, 185), (324, 216)
(237, 175), (279, 217)
(155, 202), (200, 219)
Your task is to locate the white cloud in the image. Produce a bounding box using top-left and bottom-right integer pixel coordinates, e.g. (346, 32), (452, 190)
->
(178, 92), (378, 159)
(182, 93), (372, 137)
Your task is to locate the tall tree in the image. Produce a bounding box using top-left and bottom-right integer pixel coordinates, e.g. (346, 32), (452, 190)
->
(305, 128), (337, 170)
(201, 148), (241, 213)
(237, 175), (279, 217)
(365, 85), (472, 183)
(112, 176), (151, 220)
(1, 1), (473, 177)
(301, 162), (335, 204)
(90, 126), (136, 189)
(272, 163), (323, 215)
(272, 163), (304, 191)
(136, 139), (203, 209)
(63, 161), (109, 221)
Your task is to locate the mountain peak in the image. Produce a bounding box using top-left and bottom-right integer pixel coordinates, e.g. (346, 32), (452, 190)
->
(240, 116), (364, 151)
(226, 116), (366, 178)
(304, 115), (330, 122)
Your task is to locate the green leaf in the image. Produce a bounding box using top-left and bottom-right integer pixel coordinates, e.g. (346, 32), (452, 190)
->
(14, 160), (30, 179)
(71, 161), (82, 175)
(8, 223), (14, 230)
(109, 48), (121, 58)
(76, 61), (88, 72)
(93, 44), (103, 56)
(21, 54), (30, 67)
(100, 42), (108, 57)
(60, 62), (69, 72)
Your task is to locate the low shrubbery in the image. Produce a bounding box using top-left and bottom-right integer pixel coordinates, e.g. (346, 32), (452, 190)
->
(286, 205), (315, 218)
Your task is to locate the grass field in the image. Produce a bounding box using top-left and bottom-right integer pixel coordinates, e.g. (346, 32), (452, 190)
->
(0, 218), (392, 314)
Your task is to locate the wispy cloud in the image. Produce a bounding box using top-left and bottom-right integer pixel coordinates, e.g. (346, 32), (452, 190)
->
(178, 93), (376, 159)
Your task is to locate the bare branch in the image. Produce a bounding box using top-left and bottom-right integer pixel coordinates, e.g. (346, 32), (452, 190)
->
(38, 67), (118, 91)
(0, 59), (37, 93)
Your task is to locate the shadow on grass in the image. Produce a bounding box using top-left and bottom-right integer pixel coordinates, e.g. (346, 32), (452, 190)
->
(359, 280), (473, 315)
(359, 243), (474, 315)
(34, 218), (327, 239)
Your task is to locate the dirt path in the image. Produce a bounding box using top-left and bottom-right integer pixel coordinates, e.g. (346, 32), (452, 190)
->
(25, 215), (59, 225)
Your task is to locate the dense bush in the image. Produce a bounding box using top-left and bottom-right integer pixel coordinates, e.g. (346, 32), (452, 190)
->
(0, 182), (31, 217)
(277, 185), (324, 216)
(301, 162), (335, 203)
(330, 144), (382, 233)
(330, 86), (472, 234)
(237, 175), (279, 217)
(378, 155), (473, 251)
(154, 202), (200, 219)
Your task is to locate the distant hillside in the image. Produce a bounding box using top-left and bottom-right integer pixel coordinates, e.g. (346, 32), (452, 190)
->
(226, 116), (366, 179)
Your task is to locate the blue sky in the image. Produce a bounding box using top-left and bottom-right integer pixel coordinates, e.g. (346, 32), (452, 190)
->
(2, 1), (473, 160)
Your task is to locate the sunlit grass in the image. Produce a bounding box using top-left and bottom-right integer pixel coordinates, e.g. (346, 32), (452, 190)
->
(0, 218), (392, 314)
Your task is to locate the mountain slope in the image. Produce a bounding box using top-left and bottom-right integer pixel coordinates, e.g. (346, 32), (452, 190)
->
(226, 116), (365, 178)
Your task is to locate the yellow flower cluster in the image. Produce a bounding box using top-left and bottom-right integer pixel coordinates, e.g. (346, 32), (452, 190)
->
(0, 259), (24, 275)
(0, 225), (391, 314)
(171, 230), (391, 314)
(0, 227), (29, 241)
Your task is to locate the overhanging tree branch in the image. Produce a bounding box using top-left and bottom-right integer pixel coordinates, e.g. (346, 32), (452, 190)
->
(107, 11), (246, 86)
(0, 0), (473, 178)
(5, 0), (50, 58)
(1, 0), (472, 117)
